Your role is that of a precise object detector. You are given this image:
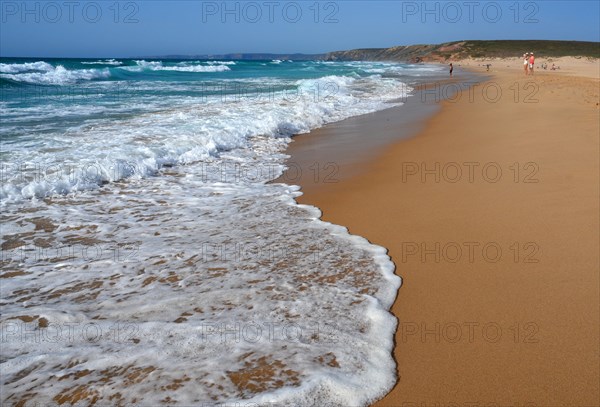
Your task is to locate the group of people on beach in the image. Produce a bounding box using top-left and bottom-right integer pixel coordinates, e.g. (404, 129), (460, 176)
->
(540, 62), (561, 71)
(523, 52), (535, 75)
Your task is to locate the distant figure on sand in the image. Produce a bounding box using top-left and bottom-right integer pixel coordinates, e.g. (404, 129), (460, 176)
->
(523, 53), (529, 75)
(529, 52), (535, 75)
(449, 63), (453, 77)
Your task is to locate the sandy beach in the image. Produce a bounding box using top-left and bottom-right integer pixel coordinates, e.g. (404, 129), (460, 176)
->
(3, 2), (599, 402)
(283, 58), (600, 405)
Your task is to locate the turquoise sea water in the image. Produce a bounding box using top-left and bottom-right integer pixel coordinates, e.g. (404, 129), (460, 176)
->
(1, 58), (445, 406)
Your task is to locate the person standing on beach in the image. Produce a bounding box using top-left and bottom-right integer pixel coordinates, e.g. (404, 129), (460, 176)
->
(449, 63), (453, 77)
(529, 52), (535, 75)
(524, 53), (529, 75)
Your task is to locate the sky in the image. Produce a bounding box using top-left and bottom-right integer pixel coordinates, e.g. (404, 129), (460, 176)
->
(1, 0), (599, 57)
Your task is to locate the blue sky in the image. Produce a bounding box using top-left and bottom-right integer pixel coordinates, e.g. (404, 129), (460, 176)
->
(1, 1), (599, 57)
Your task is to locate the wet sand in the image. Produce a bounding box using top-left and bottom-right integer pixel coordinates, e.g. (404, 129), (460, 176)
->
(281, 62), (600, 405)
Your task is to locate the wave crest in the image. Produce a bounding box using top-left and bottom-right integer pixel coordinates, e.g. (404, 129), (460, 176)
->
(0, 61), (54, 74)
(81, 59), (123, 66)
(0, 65), (110, 85)
(119, 60), (232, 73)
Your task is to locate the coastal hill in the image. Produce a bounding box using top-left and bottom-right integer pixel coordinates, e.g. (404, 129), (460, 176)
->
(324, 40), (600, 62)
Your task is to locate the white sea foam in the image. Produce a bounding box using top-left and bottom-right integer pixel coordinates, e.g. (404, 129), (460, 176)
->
(120, 60), (232, 72)
(205, 60), (237, 65)
(0, 61), (54, 73)
(1, 74), (410, 202)
(162, 65), (231, 72)
(0, 65), (110, 85)
(1, 157), (401, 405)
(81, 59), (123, 65)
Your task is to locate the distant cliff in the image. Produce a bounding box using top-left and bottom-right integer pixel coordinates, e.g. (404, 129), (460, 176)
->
(324, 40), (600, 62)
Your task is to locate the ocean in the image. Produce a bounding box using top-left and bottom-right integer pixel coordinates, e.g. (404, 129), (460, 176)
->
(1, 58), (447, 406)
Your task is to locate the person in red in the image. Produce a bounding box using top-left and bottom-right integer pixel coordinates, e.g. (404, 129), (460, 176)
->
(529, 52), (535, 75)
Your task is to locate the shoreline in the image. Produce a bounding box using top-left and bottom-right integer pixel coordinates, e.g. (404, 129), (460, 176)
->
(281, 60), (600, 405)
(274, 69), (483, 189)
